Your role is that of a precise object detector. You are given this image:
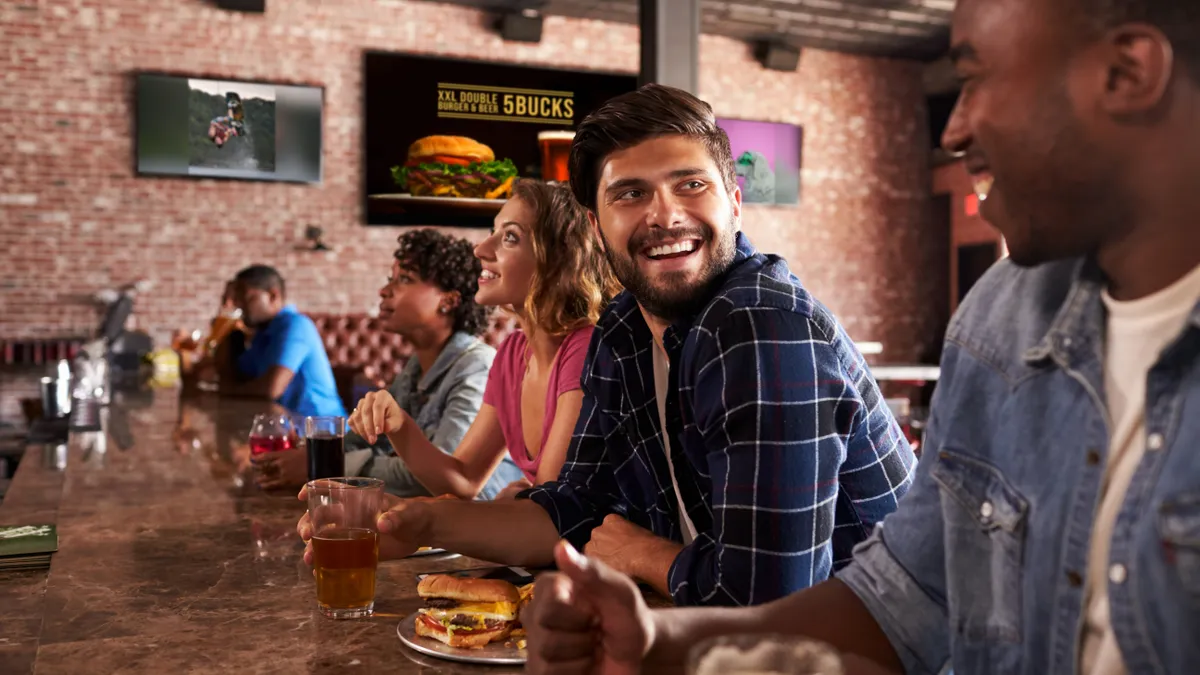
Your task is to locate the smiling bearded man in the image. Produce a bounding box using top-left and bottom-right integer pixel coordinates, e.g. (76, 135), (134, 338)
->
(304, 84), (915, 609)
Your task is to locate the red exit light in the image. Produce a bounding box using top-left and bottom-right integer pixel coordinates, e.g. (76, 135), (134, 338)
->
(965, 194), (980, 217)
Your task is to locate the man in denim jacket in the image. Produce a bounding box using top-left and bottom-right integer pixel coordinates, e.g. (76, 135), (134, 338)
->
(519, 0), (1200, 672)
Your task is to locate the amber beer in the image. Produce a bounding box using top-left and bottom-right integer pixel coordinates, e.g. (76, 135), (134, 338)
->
(537, 130), (575, 183)
(204, 310), (241, 354)
(305, 477), (383, 619)
(312, 527), (379, 615)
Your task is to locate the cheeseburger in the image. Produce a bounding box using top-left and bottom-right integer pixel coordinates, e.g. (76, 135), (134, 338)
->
(415, 574), (521, 648)
(391, 135), (518, 200)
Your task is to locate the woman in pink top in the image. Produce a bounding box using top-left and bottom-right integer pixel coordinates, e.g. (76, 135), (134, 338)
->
(350, 180), (620, 499)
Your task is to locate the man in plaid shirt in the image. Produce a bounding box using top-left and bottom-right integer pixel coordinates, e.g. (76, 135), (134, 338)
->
(301, 83), (915, 608)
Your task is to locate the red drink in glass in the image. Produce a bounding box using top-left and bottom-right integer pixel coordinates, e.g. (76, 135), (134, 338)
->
(248, 434), (294, 455)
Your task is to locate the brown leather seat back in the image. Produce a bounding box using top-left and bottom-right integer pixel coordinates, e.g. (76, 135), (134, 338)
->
(308, 312), (519, 411)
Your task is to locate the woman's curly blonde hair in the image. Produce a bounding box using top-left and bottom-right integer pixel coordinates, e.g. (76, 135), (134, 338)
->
(510, 179), (621, 337)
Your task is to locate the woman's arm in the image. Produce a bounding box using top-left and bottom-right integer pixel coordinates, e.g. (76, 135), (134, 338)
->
(532, 389), (584, 485)
(381, 402), (511, 499)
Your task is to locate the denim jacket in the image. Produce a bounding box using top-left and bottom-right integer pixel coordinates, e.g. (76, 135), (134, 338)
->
(839, 257), (1200, 674)
(343, 331), (521, 499)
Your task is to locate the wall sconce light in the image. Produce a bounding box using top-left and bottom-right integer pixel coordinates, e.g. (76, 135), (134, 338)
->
(304, 225), (331, 251)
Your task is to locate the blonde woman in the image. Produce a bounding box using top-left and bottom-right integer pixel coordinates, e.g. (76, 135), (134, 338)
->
(351, 180), (619, 499)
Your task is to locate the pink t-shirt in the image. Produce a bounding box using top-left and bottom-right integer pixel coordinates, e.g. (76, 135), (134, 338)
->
(483, 326), (593, 483)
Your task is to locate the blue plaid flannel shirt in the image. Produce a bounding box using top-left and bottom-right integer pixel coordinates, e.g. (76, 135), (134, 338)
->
(523, 233), (916, 606)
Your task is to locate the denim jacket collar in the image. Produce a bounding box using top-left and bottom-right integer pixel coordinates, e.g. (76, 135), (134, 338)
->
(417, 331), (482, 393)
(1022, 258), (1105, 366)
(1023, 257), (1200, 367)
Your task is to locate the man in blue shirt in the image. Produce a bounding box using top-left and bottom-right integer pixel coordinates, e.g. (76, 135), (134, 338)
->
(298, 85), (915, 607)
(518, 0), (1200, 673)
(219, 265), (345, 418)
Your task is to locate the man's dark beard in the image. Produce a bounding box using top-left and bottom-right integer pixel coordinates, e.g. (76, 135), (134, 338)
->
(600, 221), (737, 324)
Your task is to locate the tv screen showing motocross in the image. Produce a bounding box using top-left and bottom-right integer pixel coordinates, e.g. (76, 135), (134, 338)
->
(189, 80), (275, 172)
(136, 74), (322, 183)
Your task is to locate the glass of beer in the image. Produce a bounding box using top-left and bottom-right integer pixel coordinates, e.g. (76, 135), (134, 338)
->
(205, 308), (242, 354)
(305, 416), (345, 481)
(537, 130), (575, 183)
(688, 634), (844, 675)
(306, 477), (383, 619)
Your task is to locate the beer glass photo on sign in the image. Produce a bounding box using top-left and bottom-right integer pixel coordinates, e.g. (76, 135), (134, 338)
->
(306, 477), (383, 619)
(537, 130), (574, 183)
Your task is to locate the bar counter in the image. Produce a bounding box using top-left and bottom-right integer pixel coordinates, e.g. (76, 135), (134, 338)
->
(0, 388), (523, 674)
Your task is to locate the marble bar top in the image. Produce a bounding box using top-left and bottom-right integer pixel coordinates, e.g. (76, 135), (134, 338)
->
(0, 389), (525, 674)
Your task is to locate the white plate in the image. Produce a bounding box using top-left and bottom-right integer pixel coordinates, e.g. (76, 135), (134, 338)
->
(406, 547), (461, 559)
(396, 611), (526, 665)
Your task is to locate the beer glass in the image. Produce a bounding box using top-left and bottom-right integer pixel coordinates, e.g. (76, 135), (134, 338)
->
(537, 130), (575, 182)
(688, 634), (844, 675)
(305, 416), (345, 481)
(205, 307), (242, 354)
(306, 477), (383, 619)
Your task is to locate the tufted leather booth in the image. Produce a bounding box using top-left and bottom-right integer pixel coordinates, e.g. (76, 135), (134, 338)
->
(308, 312), (518, 411)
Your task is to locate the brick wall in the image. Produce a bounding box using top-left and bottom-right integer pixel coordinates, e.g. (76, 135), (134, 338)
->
(0, 0), (942, 365)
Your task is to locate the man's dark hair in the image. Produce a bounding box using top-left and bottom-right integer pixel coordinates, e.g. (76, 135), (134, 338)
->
(1082, 0), (1200, 78)
(568, 83), (736, 212)
(235, 264), (285, 296)
(394, 229), (491, 336)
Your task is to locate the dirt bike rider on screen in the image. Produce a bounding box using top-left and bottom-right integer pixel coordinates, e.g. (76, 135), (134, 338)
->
(207, 92), (246, 149)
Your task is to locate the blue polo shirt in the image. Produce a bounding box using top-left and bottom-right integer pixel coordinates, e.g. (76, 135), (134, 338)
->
(236, 304), (346, 417)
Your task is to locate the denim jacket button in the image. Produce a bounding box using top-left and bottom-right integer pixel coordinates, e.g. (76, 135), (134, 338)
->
(979, 501), (994, 519)
(1109, 563), (1127, 585)
(1147, 433), (1164, 451)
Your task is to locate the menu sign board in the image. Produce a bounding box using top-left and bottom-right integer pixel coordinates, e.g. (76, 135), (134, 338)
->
(436, 83), (574, 125)
(364, 52), (637, 227)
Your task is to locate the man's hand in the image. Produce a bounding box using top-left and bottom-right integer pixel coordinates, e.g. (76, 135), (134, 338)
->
(349, 390), (406, 445)
(296, 485), (411, 564)
(252, 448), (306, 490)
(495, 477), (533, 501)
(526, 542), (654, 675)
(584, 515), (683, 595)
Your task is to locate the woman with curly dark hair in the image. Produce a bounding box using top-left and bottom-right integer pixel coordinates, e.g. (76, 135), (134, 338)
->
(351, 180), (620, 499)
(256, 228), (523, 499)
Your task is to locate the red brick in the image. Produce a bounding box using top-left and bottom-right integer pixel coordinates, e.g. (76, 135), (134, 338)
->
(0, 0), (943, 364)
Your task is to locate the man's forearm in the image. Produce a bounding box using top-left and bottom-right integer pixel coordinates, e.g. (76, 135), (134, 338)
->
(631, 537), (682, 599)
(647, 579), (903, 672)
(421, 498), (562, 568)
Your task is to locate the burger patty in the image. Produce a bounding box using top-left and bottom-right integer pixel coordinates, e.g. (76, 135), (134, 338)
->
(449, 616), (508, 631)
(424, 598), (458, 609)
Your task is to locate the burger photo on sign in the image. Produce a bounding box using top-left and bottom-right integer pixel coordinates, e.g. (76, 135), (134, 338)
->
(414, 574), (521, 649)
(391, 135), (518, 200)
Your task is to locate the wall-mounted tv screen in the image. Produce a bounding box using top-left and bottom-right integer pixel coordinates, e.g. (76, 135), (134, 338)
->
(716, 118), (802, 206)
(364, 52), (638, 227)
(136, 74), (323, 183)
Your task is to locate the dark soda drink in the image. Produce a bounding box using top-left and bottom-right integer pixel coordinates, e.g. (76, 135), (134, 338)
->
(311, 527), (378, 615)
(307, 433), (344, 480)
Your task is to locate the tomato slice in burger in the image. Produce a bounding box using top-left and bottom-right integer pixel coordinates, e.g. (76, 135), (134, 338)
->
(420, 614), (447, 632)
(407, 155), (473, 167)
